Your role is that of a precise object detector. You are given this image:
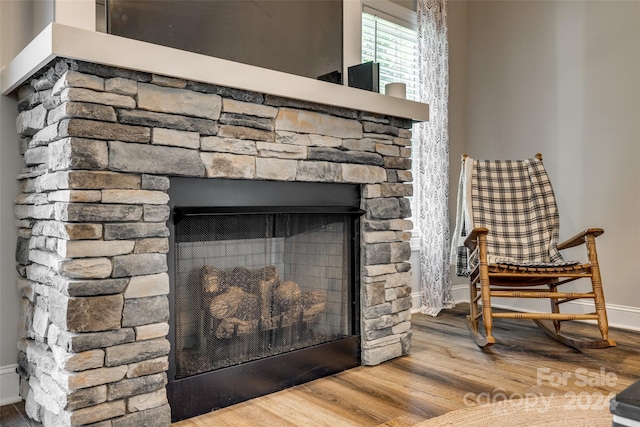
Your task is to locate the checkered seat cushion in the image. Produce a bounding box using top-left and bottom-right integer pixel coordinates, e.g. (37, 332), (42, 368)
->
(454, 157), (579, 275)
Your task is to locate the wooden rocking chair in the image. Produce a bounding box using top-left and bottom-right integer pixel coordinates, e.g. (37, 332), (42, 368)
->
(452, 153), (616, 349)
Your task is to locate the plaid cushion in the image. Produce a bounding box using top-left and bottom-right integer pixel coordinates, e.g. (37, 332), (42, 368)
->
(455, 157), (578, 274)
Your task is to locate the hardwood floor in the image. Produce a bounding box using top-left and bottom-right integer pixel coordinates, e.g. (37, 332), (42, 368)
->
(2, 304), (639, 427)
(0, 400), (41, 427)
(173, 305), (640, 426)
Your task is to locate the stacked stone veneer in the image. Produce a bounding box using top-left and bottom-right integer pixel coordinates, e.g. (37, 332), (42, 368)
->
(13, 59), (414, 427)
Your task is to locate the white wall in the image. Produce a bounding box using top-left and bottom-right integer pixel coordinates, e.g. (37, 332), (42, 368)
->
(0, 0), (53, 69)
(452, 1), (640, 321)
(448, 0), (468, 238)
(0, 0), (53, 403)
(0, 89), (21, 404)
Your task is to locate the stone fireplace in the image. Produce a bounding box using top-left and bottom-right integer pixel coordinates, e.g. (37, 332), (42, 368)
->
(13, 58), (414, 426)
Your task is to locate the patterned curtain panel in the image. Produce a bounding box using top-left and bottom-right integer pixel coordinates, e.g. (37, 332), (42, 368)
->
(417, 0), (454, 316)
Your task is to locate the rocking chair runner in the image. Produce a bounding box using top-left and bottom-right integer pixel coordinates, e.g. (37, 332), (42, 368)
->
(453, 153), (616, 349)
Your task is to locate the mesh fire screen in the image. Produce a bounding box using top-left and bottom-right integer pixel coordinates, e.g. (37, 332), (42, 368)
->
(173, 211), (355, 379)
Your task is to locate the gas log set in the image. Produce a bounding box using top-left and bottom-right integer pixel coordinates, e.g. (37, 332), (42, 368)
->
(202, 265), (326, 339)
(175, 263), (329, 379)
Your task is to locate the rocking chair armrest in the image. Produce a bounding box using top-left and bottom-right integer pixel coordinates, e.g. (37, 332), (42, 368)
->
(464, 227), (489, 251)
(557, 228), (604, 250)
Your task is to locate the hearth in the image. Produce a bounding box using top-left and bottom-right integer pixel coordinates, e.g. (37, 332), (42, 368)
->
(166, 178), (363, 421)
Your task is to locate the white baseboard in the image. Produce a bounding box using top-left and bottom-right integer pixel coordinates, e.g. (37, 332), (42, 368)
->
(0, 364), (20, 406)
(450, 284), (640, 332)
(451, 284), (468, 304)
(411, 291), (422, 312)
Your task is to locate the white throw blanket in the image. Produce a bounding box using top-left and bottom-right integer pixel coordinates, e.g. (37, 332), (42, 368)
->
(450, 156), (474, 276)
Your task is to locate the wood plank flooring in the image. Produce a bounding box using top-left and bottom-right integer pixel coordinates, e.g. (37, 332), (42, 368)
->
(173, 304), (640, 426)
(2, 304), (639, 427)
(0, 400), (41, 427)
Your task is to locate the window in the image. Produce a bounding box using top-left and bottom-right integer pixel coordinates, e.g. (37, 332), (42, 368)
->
(361, 10), (418, 100)
(361, 3), (420, 242)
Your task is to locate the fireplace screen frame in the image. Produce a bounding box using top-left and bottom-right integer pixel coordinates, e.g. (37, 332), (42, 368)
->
(166, 178), (363, 421)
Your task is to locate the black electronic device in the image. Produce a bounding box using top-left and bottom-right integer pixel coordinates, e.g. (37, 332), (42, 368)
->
(347, 61), (379, 92)
(317, 70), (342, 85)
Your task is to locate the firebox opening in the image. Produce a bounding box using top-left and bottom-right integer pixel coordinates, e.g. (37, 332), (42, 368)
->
(166, 179), (363, 421)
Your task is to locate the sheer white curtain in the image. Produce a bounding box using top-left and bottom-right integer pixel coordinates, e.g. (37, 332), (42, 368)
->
(417, 0), (454, 316)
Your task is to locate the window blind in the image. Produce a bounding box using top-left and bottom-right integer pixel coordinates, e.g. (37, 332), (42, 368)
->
(361, 11), (418, 101)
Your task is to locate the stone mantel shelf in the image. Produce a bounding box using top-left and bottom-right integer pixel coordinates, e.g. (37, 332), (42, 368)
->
(1, 22), (429, 123)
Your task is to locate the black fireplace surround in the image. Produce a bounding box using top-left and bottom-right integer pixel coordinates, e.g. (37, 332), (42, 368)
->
(166, 178), (363, 421)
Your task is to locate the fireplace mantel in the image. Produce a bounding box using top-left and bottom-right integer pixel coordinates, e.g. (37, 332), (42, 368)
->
(1, 23), (429, 123)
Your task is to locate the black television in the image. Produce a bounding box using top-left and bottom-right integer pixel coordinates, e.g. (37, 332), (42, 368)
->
(107, 0), (343, 81)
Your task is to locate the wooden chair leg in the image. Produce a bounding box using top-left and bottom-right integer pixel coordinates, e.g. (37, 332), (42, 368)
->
(590, 265), (615, 345)
(480, 277), (495, 346)
(467, 281), (495, 347)
(469, 281), (479, 333)
(549, 283), (561, 334)
(478, 233), (495, 346)
(592, 282), (612, 342)
(466, 233), (496, 347)
(586, 235), (616, 346)
(467, 279), (492, 346)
